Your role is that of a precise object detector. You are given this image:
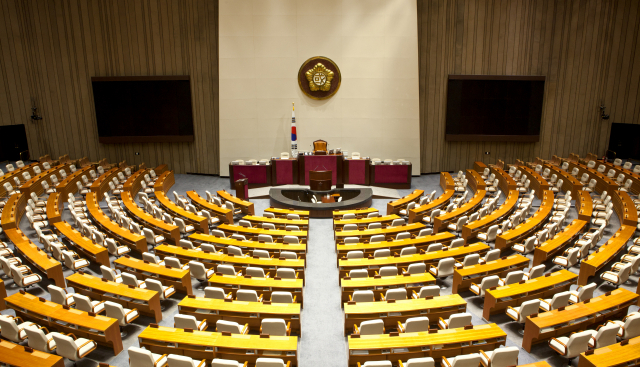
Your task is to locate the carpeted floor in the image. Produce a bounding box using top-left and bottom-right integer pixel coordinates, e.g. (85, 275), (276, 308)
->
(0, 172), (636, 367)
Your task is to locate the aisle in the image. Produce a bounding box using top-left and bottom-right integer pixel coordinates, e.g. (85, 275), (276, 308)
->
(298, 217), (347, 367)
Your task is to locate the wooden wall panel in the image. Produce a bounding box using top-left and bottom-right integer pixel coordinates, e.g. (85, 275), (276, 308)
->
(418, 0), (640, 173)
(0, 0), (219, 174)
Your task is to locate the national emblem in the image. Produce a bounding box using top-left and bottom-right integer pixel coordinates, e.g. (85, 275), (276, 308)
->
(305, 63), (334, 92)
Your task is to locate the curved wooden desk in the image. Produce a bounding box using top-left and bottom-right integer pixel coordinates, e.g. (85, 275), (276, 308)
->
(336, 232), (456, 257)
(532, 219), (588, 266)
(86, 192), (147, 253)
(433, 190), (486, 233)
(186, 190), (234, 224)
(386, 190), (424, 215)
(242, 215), (309, 230)
(0, 338), (64, 367)
(115, 256), (193, 295)
(178, 296), (302, 336)
(578, 225), (636, 285)
(462, 190), (519, 243)
(490, 166), (518, 192)
(578, 335), (640, 367)
(53, 221), (110, 267)
(340, 273), (435, 303)
(335, 223), (426, 245)
(218, 223), (307, 242)
(494, 190), (554, 251)
(189, 233), (307, 257)
(452, 254), (529, 293)
(218, 189), (255, 215)
(207, 273), (304, 307)
(266, 207), (309, 219)
(333, 207), (378, 220)
(155, 190), (209, 234)
(121, 191), (180, 244)
(90, 166), (123, 201)
(344, 294), (467, 335)
(19, 163), (69, 196)
(334, 215), (400, 231)
(408, 189), (455, 224)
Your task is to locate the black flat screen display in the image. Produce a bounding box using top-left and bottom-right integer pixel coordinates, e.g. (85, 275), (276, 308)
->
(446, 75), (545, 142)
(92, 76), (194, 143)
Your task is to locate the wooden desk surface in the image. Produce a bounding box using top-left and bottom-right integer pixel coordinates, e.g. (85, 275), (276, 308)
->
(579, 225), (636, 285)
(242, 215), (308, 226)
(0, 339), (64, 367)
(1, 193), (22, 230)
(155, 244), (306, 269)
(408, 189), (455, 224)
(87, 192), (147, 253)
(53, 221), (110, 267)
(139, 325), (298, 351)
(67, 272), (157, 302)
(576, 190), (594, 221)
(90, 167), (121, 199)
(488, 269), (577, 300)
(544, 163), (583, 193)
(4, 228), (65, 287)
(266, 207), (310, 218)
(528, 288), (637, 330)
(155, 190), (209, 234)
(19, 163), (68, 196)
(334, 214), (400, 226)
(462, 190), (519, 242)
(335, 223), (426, 240)
(207, 273), (303, 289)
(433, 190), (486, 233)
(179, 296), (301, 315)
(217, 190), (255, 215)
(387, 190), (424, 215)
(341, 273), (435, 289)
(455, 254), (529, 277)
(189, 233), (307, 253)
(344, 294), (466, 314)
(348, 323), (505, 350)
(483, 270), (577, 320)
(568, 161), (618, 194)
(440, 172), (455, 190)
(533, 219), (588, 266)
(6, 292), (118, 333)
(186, 191), (234, 224)
(336, 232), (456, 253)
(338, 243), (490, 270)
(122, 168), (147, 194)
(115, 256), (190, 280)
(578, 336), (640, 367)
(495, 190), (554, 250)
(613, 190), (639, 226)
(121, 191), (180, 244)
(466, 168), (487, 189)
(46, 192), (62, 224)
(218, 223), (307, 238)
(333, 207), (378, 219)
(519, 165), (550, 199)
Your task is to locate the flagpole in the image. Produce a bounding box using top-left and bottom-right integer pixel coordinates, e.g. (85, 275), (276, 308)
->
(291, 102), (298, 158)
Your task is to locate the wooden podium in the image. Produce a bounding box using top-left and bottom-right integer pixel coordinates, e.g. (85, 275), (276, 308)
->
(309, 170), (332, 191)
(234, 178), (248, 200)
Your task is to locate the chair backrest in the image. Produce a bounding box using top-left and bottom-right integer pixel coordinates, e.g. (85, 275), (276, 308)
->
(347, 251), (364, 259)
(549, 291), (571, 309)
(417, 286), (439, 298)
(48, 284), (71, 306)
(276, 268), (296, 279)
(449, 239), (464, 248)
(503, 271), (525, 285)
(258, 234), (274, 243)
(374, 249), (390, 258)
(24, 325), (50, 352)
(216, 320), (243, 334)
(447, 313), (472, 329)
(227, 246), (243, 256)
(246, 267), (265, 278)
(417, 228), (432, 237)
(261, 318), (288, 336)
(100, 265), (118, 281)
(436, 258), (455, 276)
(144, 279), (164, 294)
(271, 291), (293, 303)
(121, 272), (141, 288)
(236, 289), (259, 302)
(104, 301), (126, 325)
(487, 346), (519, 367)
(391, 218), (405, 227)
(280, 251), (297, 260)
(52, 333), (82, 360)
(212, 359), (246, 367)
(594, 323), (620, 348)
(426, 243), (443, 252)
(0, 317), (21, 342)
(255, 358), (286, 367)
(168, 355), (199, 367)
(217, 264), (236, 276)
(174, 314), (198, 330)
(406, 263), (426, 275)
(164, 257), (183, 269)
(385, 288), (406, 301)
(342, 213), (356, 220)
(370, 234), (385, 243)
(564, 331), (592, 358)
(577, 282), (596, 302)
(352, 290), (375, 302)
(479, 275), (499, 295)
(204, 287), (227, 300)
(359, 319), (384, 335)
(404, 317), (430, 333)
(527, 264), (545, 279)
(349, 269), (368, 278)
(622, 313), (640, 339)
(189, 261), (208, 280)
(404, 358), (435, 367)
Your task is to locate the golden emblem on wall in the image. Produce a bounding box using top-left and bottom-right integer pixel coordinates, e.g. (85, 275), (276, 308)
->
(305, 63), (334, 92)
(298, 56), (341, 100)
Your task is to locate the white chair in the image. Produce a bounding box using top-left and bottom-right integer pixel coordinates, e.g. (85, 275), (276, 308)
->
(397, 316), (430, 333)
(446, 216), (468, 236)
(428, 258), (455, 289)
(211, 359), (246, 367)
(216, 320), (249, 334)
(261, 318), (290, 336)
(553, 247), (579, 269)
(143, 228), (165, 248)
(497, 271), (524, 287)
(607, 313), (640, 339)
(190, 261), (214, 290)
(204, 287), (231, 300)
(412, 286), (440, 299)
(48, 284), (75, 307)
(584, 323), (620, 349)
(128, 348), (169, 367)
(512, 236), (536, 254)
(438, 313), (472, 329)
(0, 316), (37, 342)
(479, 346), (519, 367)
(145, 279), (176, 309)
(569, 282), (596, 304)
(255, 358), (287, 367)
(11, 264), (42, 288)
(52, 333), (98, 362)
(506, 299), (540, 333)
(455, 254), (480, 269)
(24, 325), (62, 353)
(382, 288), (407, 301)
(601, 263), (632, 288)
(548, 330), (592, 364)
(442, 354), (482, 367)
(174, 314), (208, 331)
(106, 238), (131, 257)
(74, 293), (106, 314)
(353, 319), (384, 335)
(236, 289), (263, 302)
(522, 264), (545, 281)
(539, 291), (571, 312)
(477, 225), (499, 242)
(469, 275), (500, 297)
(105, 301), (139, 337)
(271, 291), (294, 304)
(479, 249), (500, 265)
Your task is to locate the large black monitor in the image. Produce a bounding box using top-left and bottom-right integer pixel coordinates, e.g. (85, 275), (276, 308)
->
(91, 76), (194, 143)
(608, 123), (640, 160)
(445, 75), (545, 142)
